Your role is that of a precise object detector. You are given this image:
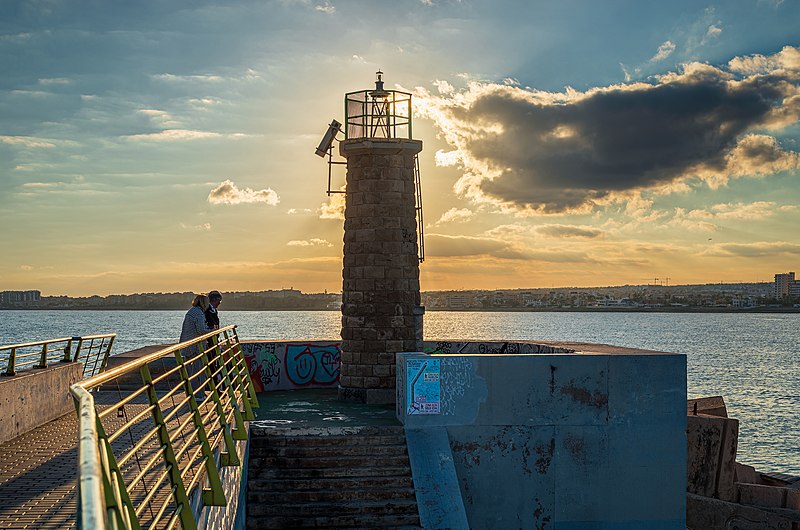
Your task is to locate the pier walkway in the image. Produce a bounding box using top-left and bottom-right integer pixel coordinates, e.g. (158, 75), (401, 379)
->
(0, 389), (402, 529)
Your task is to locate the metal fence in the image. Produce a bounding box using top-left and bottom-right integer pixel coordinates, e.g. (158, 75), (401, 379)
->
(344, 88), (412, 140)
(1, 334), (116, 378)
(71, 325), (258, 530)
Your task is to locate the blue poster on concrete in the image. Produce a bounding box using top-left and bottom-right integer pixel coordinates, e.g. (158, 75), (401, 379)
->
(406, 359), (441, 415)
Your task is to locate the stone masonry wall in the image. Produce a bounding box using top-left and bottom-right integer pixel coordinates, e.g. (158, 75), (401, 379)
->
(339, 139), (422, 403)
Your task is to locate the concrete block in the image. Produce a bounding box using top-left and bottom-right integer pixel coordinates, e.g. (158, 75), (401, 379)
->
(738, 482), (789, 509)
(735, 462), (760, 484)
(687, 414), (739, 501)
(687, 395), (727, 417)
(0, 361), (83, 443)
(787, 489), (800, 511)
(687, 492), (792, 530)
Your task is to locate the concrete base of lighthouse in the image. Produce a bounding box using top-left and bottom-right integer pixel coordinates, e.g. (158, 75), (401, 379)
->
(337, 138), (423, 404)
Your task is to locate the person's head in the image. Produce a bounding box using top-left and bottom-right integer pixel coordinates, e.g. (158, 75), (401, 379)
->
(192, 294), (210, 312)
(208, 290), (223, 308)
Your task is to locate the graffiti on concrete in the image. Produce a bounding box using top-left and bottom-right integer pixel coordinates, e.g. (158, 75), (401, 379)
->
(423, 340), (574, 355)
(242, 340), (341, 392)
(285, 343), (341, 386)
(439, 357), (475, 416)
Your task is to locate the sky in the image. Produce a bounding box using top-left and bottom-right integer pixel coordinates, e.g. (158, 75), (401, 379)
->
(1, 0), (799, 296)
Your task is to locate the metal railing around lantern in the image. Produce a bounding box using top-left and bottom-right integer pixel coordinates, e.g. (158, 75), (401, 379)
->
(344, 88), (412, 140)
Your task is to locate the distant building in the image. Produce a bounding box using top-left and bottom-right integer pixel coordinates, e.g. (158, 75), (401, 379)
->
(0, 290), (41, 305)
(774, 272), (796, 299)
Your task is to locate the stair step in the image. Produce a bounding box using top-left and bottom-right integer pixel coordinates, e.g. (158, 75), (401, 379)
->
(249, 486), (417, 504)
(249, 475), (414, 491)
(247, 514), (421, 529)
(250, 465), (412, 480)
(251, 434), (407, 448)
(251, 425), (405, 438)
(249, 454), (410, 469)
(248, 499), (420, 518)
(250, 443), (408, 458)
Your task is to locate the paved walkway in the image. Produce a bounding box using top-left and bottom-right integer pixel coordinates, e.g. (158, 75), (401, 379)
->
(0, 412), (78, 529)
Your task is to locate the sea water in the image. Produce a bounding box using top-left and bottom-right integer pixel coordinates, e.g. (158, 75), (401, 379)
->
(1, 309), (797, 474)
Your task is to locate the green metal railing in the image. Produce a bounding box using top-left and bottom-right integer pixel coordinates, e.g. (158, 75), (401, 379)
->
(71, 325), (258, 530)
(1, 334), (116, 378)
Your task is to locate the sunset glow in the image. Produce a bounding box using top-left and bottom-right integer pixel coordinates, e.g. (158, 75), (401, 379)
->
(1, 1), (798, 296)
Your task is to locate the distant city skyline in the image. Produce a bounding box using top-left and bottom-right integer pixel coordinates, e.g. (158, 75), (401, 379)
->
(1, 1), (799, 296)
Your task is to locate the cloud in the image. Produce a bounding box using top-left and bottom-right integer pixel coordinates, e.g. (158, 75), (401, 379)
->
(426, 234), (514, 258)
(207, 180), (280, 205)
(536, 224), (604, 238)
(435, 207), (474, 225)
(180, 222), (212, 231)
(318, 188), (346, 219)
(650, 41), (676, 62)
(728, 45), (800, 75)
(287, 208), (313, 214)
(126, 129), (221, 141)
(706, 25), (722, 39)
(0, 135), (56, 149)
(705, 241), (800, 258)
(287, 238), (333, 247)
(315, 1), (335, 14)
(414, 46), (800, 214)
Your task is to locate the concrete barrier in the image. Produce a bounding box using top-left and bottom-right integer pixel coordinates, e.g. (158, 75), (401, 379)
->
(397, 344), (687, 529)
(0, 362), (82, 443)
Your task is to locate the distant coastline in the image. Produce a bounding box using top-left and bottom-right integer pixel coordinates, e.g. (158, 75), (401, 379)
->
(2, 282), (799, 313)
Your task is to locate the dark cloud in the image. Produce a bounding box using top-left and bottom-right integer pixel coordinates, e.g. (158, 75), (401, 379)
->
(423, 50), (800, 213)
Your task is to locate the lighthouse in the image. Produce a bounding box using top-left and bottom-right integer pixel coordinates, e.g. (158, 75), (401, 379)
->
(317, 71), (425, 404)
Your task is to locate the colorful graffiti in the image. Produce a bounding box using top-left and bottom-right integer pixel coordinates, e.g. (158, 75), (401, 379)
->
(285, 343), (340, 386)
(242, 341), (341, 392)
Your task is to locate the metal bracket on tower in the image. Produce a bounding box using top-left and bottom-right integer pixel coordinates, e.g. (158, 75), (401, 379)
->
(315, 119), (347, 195)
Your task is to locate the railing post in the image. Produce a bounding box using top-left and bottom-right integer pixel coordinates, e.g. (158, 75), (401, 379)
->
(37, 342), (48, 368)
(140, 364), (197, 530)
(197, 339), (240, 467)
(222, 330), (255, 422)
(72, 337), (84, 362)
(211, 335), (248, 441)
(62, 339), (73, 363)
(98, 335), (114, 374)
(95, 415), (140, 530)
(3, 348), (16, 376)
(173, 348), (228, 506)
(232, 327), (260, 411)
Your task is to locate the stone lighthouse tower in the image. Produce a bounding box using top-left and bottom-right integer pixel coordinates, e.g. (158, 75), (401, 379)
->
(334, 72), (424, 404)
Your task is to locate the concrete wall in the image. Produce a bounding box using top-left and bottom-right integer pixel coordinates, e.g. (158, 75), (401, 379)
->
(397, 346), (687, 529)
(241, 339), (582, 394)
(241, 341), (341, 392)
(0, 361), (83, 444)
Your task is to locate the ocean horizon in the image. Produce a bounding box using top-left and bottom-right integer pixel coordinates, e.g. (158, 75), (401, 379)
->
(1, 309), (797, 475)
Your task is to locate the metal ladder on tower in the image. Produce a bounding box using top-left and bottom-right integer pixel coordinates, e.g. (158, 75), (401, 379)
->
(414, 154), (425, 263)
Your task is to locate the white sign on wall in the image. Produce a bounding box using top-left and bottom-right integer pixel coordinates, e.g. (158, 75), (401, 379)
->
(406, 358), (441, 415)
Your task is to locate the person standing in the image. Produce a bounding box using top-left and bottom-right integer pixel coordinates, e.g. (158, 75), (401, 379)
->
(205, 290), (223, 330)
(180, 294), (210, 345)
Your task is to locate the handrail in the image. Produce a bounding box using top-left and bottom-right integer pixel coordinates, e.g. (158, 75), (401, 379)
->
(1, 333), (116, 378)
(71, 324), (259, 530)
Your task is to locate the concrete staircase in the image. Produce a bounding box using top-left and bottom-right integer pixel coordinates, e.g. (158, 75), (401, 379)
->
(247, 425), (421, 529)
